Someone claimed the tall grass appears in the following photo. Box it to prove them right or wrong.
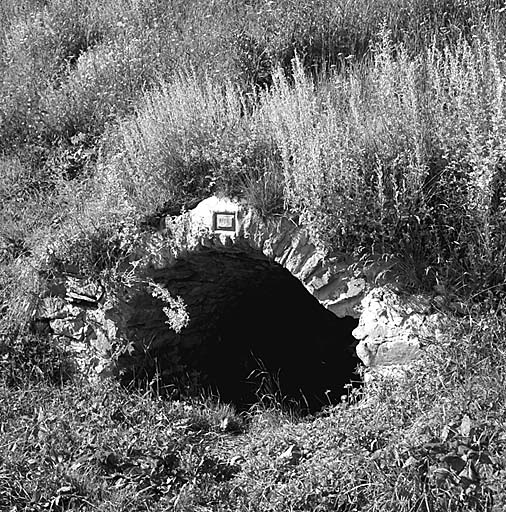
[97,75,282,220]
[1,0,506,334]
[259,35,506,294]
[2,0,503,152]
[40,29,506,299]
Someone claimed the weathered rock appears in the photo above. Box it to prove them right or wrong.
[353,287,443,368]
[37,297,68,320]
[295,251,325,283]
[65,277,104,304]
[278,443,303,465]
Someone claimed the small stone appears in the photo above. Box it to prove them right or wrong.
[220,417,242,434]
[460,415,473,438]
[354,287,444,368]
[432,467,456,485]
[403,456,418,468]
[278,443,303,465]
[441,454,466,473]
[229,455,245,466]
[36,297,67,320]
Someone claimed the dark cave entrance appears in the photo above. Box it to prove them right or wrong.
[122,247,360,413]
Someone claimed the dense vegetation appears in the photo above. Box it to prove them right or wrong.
[2,0,506,510]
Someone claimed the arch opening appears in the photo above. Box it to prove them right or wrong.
[119,247,359,413]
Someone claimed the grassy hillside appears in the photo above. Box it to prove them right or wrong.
[2,1,506,510]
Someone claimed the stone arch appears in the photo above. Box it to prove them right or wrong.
[111,196,362,411]
[157,195,368,320]
[38,196,444,411]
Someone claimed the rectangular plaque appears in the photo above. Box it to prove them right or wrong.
[213,212,236,231]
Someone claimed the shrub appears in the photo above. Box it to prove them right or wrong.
[260,33,506,295]
[99,75,281,220]
[39,37,156,144]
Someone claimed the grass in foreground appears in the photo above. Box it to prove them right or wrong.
[2,309,506,511]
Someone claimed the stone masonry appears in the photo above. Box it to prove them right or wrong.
[36,195,445,381]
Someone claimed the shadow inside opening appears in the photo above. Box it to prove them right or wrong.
[120,248,360,414]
